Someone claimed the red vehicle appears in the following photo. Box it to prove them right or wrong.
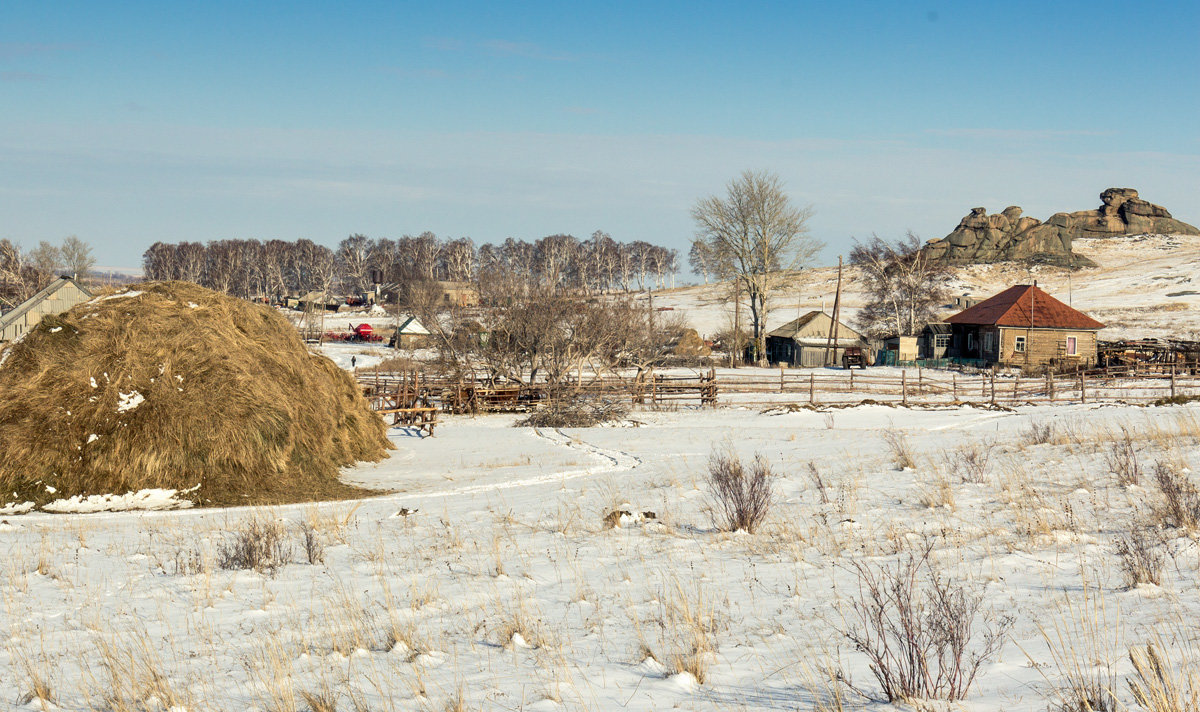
[322,323,384,343]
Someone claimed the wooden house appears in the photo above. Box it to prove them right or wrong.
[765,311,867,367]
[389,316,432,348]
[0,277,94,343]
[944,284,1104,368]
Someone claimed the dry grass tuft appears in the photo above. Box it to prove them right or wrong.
[1129,641,1200,712]
[0,281,390,509]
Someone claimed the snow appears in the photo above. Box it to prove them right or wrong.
[3,402,1200,709]
[116,390,145,413]
[92,289,144,303]
[40,488,195,513]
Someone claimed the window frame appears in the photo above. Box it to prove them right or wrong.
[1014,335,1026,353]
[1066,336,1078,356]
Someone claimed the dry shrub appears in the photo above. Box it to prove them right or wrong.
[840,543,1011,702]
[1106,428,1141,486]
[517,396,628,428]
[0,282,390,509]
[1152,462,1200,530]
[882,429,915,470]
[1113,524,1166,588]
[945,441,993,484]
[706,448,774,533]
[298,519,326,565]
[1024,420,1054,445]
[217,517,294,573]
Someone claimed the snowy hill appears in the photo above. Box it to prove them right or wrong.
[644,233,1200,341]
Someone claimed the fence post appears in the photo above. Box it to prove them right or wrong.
[1171,363,1177,399]
[918,366,923,394]
[809,373,815,403]
[990,370,996,405]
[1014,373,1020,403]
[901,370,908,406]
[1080,372,1086,404]
[952,373,958,401]
[780,363,785,393]
[849,369,854,392]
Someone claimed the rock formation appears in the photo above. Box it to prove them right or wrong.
[922,188,1199,268]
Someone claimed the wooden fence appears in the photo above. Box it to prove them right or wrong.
[358,363,1199,414]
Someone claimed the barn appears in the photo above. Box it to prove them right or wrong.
[944,284,1104,368]
[765,311,867,367]
[0,277,94,343]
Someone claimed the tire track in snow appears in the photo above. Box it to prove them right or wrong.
[4,428,643,524]
[533,427,642,470]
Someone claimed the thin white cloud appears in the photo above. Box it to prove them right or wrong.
[480,39,575,61]
[927,127,1116,140]
[0,42,80,60]
[0,71,48,82]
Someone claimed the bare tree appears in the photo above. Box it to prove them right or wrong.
[28,241,62,287]
[851,232,949,338]
[60,235,95,280]
[689,239,713,284]
[336,234,373,294]
[692,170,820,365]
[0,239,32,305]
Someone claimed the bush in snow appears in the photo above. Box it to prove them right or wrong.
[840,542,1011,703]
[706,448,774,534]
[217,517,293,574]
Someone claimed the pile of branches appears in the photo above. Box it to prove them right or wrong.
[517,396,630,428]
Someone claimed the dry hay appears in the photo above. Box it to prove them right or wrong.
[0,281,391,510]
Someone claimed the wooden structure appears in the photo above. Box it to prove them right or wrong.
[765,311,867,367]
[0,277,93,343]
[944,284,1104,369]
[364,370,439,435]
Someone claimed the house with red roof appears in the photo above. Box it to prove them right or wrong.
[943,284,1104,368]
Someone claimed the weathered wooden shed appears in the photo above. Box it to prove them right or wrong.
[0,277,94,343]
[765,311,867,367]
[945,284,1104,368]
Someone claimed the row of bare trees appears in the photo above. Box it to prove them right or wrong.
[0,236,95,308]
[143,232,679,299]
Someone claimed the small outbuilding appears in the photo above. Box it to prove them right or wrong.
[0,277,93,343]
[765,311,867,367]
[389,316,432,348]
[944,284,1104,368]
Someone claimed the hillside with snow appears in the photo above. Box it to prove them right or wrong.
[647,233,1200,341]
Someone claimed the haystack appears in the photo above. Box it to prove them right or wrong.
[0,281,390,510]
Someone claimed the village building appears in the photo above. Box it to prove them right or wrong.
[389,316,432,348]
[0,277,94,343]
[765,311,867,367]
[944,284,1104,368]
[919,322,952,359]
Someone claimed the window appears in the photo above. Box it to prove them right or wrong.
[934,334,950,349]
[967,333,975,351]
[1066,336,1078,356]
[1015,336,1026,353]
[984,332,995,353]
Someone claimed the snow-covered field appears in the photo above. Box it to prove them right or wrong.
[650,233,1200,341]
[4,402,1200,710]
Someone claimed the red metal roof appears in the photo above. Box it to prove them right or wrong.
[945,285,1105,330]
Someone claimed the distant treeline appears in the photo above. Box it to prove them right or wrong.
[142,232,679,299]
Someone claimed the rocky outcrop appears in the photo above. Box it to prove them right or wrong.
[923,188,1199,268]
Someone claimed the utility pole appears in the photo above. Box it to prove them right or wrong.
[825,256,843,366]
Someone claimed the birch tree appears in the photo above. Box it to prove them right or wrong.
[691,170,820,365]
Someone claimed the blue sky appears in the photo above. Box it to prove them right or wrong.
[2,1,1198,272]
